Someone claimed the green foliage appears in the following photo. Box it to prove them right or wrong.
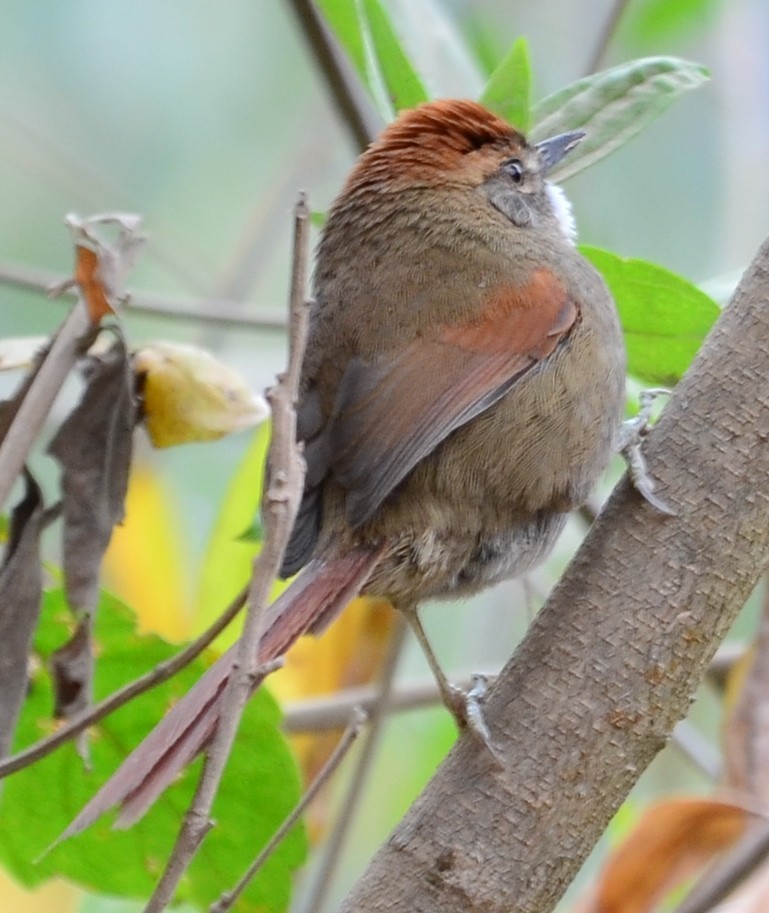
[531,57,709,181]
[582,247,720,385]
[480,36,532,132]
[0,588,307,912]
[623,0,724,45]
[316,0,428,118]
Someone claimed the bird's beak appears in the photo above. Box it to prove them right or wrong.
[535,131,585,174]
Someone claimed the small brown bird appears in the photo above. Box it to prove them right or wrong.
[69,99,625,832]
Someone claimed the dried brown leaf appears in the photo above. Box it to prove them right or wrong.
[48,334,137,615]
[74,245,113,323]
[63,212,146,321]
[577,797,752,913]
[50,618,93,721]
[0,471,45,756]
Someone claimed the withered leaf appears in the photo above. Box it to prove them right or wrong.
[50,618,92,721]
[49,333,137,617]
[578,797,751,913]
[74,244,113,323]
[0,471,44,757]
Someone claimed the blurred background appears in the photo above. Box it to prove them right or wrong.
[1,0,768,910]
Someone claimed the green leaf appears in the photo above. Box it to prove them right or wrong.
[480,36,532,132]
[530,57,709,181]
[361,0,429,111]
[0,590,306,913]
[624,0,723,45]
[0,588,307,912]
[236,516,264,545]
[582,246,719,385]
[316,0,428,120]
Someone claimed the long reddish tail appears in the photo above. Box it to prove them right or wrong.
[63,547,383,837]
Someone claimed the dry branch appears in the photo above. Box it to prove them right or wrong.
[143,195,311,913]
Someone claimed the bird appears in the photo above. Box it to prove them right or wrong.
[66,98,626,834]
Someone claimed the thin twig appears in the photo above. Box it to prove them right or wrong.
[669,719,720,781]
[0,300,93,511]
[302,615,407,913]
[0,587,248,780]
[143,195,311,913]
[287,0,381,151]
[212,707,368,913]
[0,260,288,332]
[584,0,632,75]
[0,214,147,511]
[282,671,492,733]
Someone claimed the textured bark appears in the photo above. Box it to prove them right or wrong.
[336,238,769,913]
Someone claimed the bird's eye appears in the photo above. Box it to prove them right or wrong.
[503,159,524,184]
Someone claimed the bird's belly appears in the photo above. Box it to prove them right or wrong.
[360,346,623,605]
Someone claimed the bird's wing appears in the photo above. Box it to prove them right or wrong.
[330,268,579,527]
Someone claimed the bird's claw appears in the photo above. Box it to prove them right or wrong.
[446,674,504,766]
[617,388,676,516]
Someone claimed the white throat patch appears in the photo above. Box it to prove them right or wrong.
[545,182,577,246]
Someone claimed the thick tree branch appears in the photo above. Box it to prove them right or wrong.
[336,238,769,913]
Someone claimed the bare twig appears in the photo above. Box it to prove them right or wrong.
[669,720,720,781]
[0,213,146,511]
[302,615,407,913]
[584,0,632,75]
[282,671,491,733]
[287,0,381,151]
[212,707,368,913]
[0,587,248,780]
[0,300,92,511]
[143,195,311,913]
[0,260,288,332]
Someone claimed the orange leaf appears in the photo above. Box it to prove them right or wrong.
[74,244,113,323]
[579,797,752,913]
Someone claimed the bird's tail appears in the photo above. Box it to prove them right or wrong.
[63,547,383,837]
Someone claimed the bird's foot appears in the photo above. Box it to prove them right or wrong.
[617,388,676,515]
[444,674,504,766]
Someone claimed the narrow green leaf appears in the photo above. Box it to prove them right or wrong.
[530,57,709,181]
[315,0,367,76]
[362,0,429,111]
[316,0,392,120]
[316,0,428,121]
[582,246,719,385]
[0,588,307,912]
[480,36,532,132]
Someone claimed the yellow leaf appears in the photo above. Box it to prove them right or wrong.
[135,342,268,448]
[0,872,79,913]
[103,463,190,640]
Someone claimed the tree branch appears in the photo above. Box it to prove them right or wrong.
[336,237,769,913]
[0,259,288,332]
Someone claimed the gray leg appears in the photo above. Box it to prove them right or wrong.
[402,604,503,764]
[617,388,676,515]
